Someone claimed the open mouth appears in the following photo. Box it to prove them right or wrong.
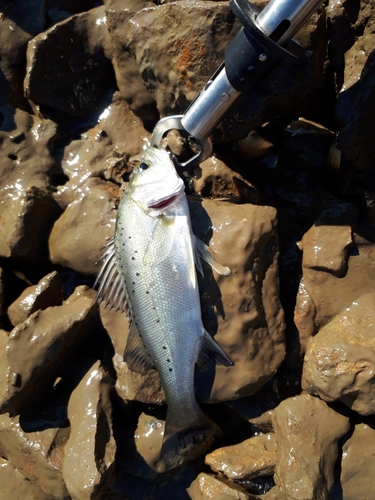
[149,194,179,210]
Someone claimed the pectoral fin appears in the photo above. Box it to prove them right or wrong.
[196,330,233,368]
[123,321,155,374]
[193,236,230,276]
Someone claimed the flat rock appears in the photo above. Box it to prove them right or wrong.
[0,286,97,416]
[205,432,277,480]
[49,178,118,275]
[302,293,375,415]
[187,472,254,500]
[7,271,63,327]
[272,393,350,500]
[341,423,375,499]
[99,304,165,404]
[62,360,116,500]
[0,413,69,498]
[25,6,115,116]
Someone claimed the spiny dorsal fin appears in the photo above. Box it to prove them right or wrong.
[193,236,230,277]
[123,321,155,374]
[196,330,233,368]
[94,237,128,313]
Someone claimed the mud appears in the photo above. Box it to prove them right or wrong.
[0,0,375,498]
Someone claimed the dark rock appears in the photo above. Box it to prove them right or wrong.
[0,286,97,416]
[188,472,254,499]
[25,6,115,116]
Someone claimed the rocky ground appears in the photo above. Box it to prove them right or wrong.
[0,0,375,498]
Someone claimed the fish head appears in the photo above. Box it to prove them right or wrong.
[129,147,185,214]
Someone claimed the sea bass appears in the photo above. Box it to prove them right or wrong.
[95,147,232,471]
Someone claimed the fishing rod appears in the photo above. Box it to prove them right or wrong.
[150,0,325,171]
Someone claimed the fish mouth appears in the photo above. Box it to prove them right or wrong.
[148,193,181,210]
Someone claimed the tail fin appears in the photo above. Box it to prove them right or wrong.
[155,410,221,473]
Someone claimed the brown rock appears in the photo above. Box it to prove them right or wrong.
[192,198,285,402]
[0,329,8,402]
[187,472,254,500]
[7,271,63,327]
[104,0,156,118]
[0,456,54,500]
[298,224,353,276]
[341,423,375,500]
[272,393,350,500]
[125,1,240,117]
[302,293,375,415]
[62,360,116,500]
[25,6,115,116]
[0,286,97,416]
[49,178,118,275]
[0,413,69,498]
[134,412,165,471]
[205,432,277,480]
[99,304,165,404]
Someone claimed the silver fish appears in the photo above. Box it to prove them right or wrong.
[95,147,232,471]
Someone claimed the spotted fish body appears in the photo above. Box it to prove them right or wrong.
[96,147,232,471]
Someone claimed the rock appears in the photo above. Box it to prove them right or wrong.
[0,456,54,500]
[298,224,353,276]
[0,268,4,327]
[0,413,69,498]
[0,286,97,416]
[302,293,375,415]
[205,432,277,480]
[191,198,286,402]
[55,98,150,209]
[341,423,375,500]
[294,237,375,356]
[0,0,45,106]
[49,178,118,275]
[62,360,116,500]
[125,0,240,117]
[7,271,63,327]
[134,412,165,471]
[236,130,276,161]
[0,329,8,402]
[187,472,255,500]
[272,393,350,500]
[104,0,156,118]
[99,304,165,404]
[25,6,115,116]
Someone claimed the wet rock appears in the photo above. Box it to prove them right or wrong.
[272,393,350,500]
[49,178,118,275]
[188,472,255,500]
[105,0,156,118]
[134,412,164,471]
[191,198,285,402]
[7,271,63,327]
[125,1,240,117]
[0,413,69,498]
[0,329,8,402]
[0,456,54,500]
[25,6,115,116]
[0,0,45,106]
[236,130,276,161]
[55,98,150,209]
[62,360,116,500]
[302,293,375,415]
[298,224,353,276]
[0,286,97,416]
[205,432,277,481]
[341,423,375,499]
[99,304,165,404]
[0,268,4,327]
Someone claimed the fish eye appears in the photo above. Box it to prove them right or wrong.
[139,162,149,171]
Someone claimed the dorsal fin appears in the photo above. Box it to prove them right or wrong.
[193,236,230,276]
[123,321,155,374]
[196,330,233,368]
[94,238,129,313]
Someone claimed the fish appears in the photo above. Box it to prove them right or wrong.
[95,146,233,472]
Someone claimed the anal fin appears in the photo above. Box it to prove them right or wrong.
[196,330,233,368]
[193,236,230,276]
[123,321,155,374]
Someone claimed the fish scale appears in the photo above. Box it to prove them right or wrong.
[95,147,233,471]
